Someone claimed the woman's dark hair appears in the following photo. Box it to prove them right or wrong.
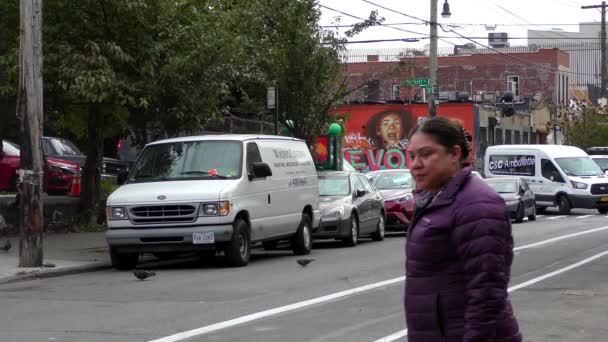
[408,117,472,165]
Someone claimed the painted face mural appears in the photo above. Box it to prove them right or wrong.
[338,104,475,172]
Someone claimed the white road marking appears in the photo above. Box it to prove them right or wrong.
[576,215,594,219]
[150,225,608,342]
[148,276,406,342]
[514,225,608,251]
[547,215,566,220]
[372,250,608,342]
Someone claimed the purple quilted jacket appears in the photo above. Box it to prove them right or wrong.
[404,167,522,342]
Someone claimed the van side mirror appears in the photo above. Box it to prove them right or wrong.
[252,162,272,179]
[117,170,129,185]
[356,189,367,197]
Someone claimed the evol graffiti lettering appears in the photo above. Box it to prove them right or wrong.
[344,148,408,171]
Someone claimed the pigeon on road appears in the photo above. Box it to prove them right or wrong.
[0,240,11,252]
[133,270,156,281]
[297,259,314,267]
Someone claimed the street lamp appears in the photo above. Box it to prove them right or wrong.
[429,0,452,117]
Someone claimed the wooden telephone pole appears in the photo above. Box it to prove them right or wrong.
[17,0,44,267]
[582,2,608,98]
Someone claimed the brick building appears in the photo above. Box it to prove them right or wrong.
[344,48,570,107]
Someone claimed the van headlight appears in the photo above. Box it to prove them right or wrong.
[200,201,230,216]
[571,181,588,190]
[106,207,127,220]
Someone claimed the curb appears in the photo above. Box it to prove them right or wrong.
[0,262,111,285]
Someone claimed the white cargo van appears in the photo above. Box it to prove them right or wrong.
[484,145,608,215]
[106,135,320,269]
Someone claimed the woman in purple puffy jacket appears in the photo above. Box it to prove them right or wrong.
[404,117,522,342]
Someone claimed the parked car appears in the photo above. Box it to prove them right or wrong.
[1,140,78,195]
[42,136,128,178]
[366,169,415,232]
[484,176,536,223]
[106,135,320,269]
[316,171,385,246]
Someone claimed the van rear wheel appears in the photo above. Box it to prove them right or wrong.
[598,207,608,214]
[225,219,251,267]
[291,213,312,255]
[557,195,571,215]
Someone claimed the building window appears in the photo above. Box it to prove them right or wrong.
[514,130,521,144]
[505,129,512,144]
[523,132,529,144]
[530,132,537,144]
[364,79,380,102]
[392,84,400,100]
[507,76,520,97]
[495,128,503,145]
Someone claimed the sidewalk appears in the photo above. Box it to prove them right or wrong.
[0,232,110,284]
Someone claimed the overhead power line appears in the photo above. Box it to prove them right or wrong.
[360,0,598,77]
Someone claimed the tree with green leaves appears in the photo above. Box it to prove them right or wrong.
[561,107,608,149]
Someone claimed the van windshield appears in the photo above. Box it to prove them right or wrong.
[129,141,243,182]
[593,158,608,171]
[555,157,604,177]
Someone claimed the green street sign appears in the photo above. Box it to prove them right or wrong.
[402,78,429,87]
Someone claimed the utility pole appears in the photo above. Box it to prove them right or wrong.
[582,2,608,98]
[17,0,44,267]
[428,0,452,117]
[428,0,438,117]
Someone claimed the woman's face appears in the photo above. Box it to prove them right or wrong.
[377,113,402,146]
[407,132,461,193]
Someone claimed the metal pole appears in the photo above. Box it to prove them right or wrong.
[429,0,438,117]
[602,2,607,98]
[274,85,279,135]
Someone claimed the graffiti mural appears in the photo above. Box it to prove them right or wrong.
[337,103,475,172]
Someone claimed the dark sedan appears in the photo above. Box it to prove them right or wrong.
[367,169,415,232]
[485,177,537,223]
[315,171,385,247]
[42,136,128,178]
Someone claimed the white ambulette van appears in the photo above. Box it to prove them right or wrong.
[484,145,608,215]
[106,135,320,269]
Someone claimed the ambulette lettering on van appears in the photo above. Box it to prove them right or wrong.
[105,135,320,269]
[484,145,608,215]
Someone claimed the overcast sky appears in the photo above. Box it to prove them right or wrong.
[318,0,604,50]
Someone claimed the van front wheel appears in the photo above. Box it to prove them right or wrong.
[225,219,251,267]
[557,195,572,215]
[291,213,312,255]
[598,207,608,214]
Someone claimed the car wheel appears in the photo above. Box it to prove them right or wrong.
[371,213,385,241]
[291,213,312,255]
[8,175,18,192]
[110,248,139,270]
[225,219,251,267]
[343,214,359,247]
[557,195,571,215]
[262,240,279,250]
[598,207,608,214]
[515,203,525,223]
[528,205,537,221]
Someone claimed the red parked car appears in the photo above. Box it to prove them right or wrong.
[1,140,78,195]
[367,169,415,232]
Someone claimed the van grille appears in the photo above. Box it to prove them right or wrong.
[129,204,198,224]
[591,184,608,195]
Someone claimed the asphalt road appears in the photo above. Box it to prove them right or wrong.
[1,207,608,342]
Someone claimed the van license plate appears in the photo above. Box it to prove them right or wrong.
[193,232,215,244]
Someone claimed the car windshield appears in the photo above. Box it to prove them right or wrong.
[486,179,518,193]
[51,139,83,156]
[129,140,243,182]
[593,158,608,171]
[555,157,604,177]
[2,141,20,156]
[369,171,413,190]
[319,176,350,196]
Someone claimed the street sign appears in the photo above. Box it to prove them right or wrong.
[402,78,429,87]
[267,86,276,109]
